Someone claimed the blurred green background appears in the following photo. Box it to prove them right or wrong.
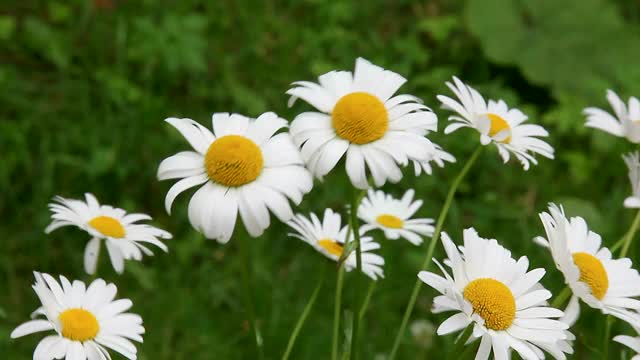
[2,0,640,359]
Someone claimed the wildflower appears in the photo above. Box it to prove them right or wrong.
[158,112,313,242]
[288,57,439,189]
[11,272,144,360]
[46,193,171,274]
[438,76,554,170]
[584,90,640,143]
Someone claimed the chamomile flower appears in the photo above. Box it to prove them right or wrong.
[11,272,144,360]
[45,193,171,275]
[412,142,456,176]
[158,112,313,242]
[358,189,434,245]
[584,90,640,143]
[287,57,439,189]
[536,204,640,328]
[418,228,572,360]
[438,76,554,170]
[286,209,384,280]
[623,152,640,208]
[614,328,640,360]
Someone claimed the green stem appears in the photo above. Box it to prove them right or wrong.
[620,210,640,257]
[350,189,366,360]
[551,286,571,309]
[389,146,483,360]
[602,316,613,359]
[238,234,264,359]
[448,323,474,357]
[282,267,326,360]
[358,282,376,320]
[332,264,345,360]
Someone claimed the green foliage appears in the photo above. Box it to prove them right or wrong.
[1,0,640,359]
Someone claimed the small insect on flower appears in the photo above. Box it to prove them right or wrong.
[286,209,384,280]
[418,228,572,360]
[536,204,640,328]
[584,90,640,143]
[288,57,442,189]
[46,193,171,275]
[614,327,640,360]
[11,272,144,360]
[358,189,434,246]
[623,152,640,208]
[437,76,554,170]
[158,112,313,242]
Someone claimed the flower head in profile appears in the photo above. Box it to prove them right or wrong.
[438,76,554,170]
[11,272,144,360]
[358,189,434,245]
[286,209,384,280]
[287,57,440,189]
[624,152,640,208]
[536,204,640,328]
[46,193,171,275]
[584,90,640,143]
[419,228,572,359]
[158,112,313,242]
[614,327,640,360]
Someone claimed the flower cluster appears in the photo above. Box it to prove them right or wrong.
[10,57,640,360]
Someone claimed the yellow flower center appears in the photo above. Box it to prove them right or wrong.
[572,252,609,300]
[88,216,125,238]
[318,239,343,257]
[463,278,516,331]
[204,135,264,187]
[58,308,100,341]
[487,113,512,143]
[331,92,389,144]
[376,214,404,229]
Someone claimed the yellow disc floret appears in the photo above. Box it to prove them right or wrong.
[88,216,126,238]
[463,278,516,331]
[59,308,100,341]
[487,113,512,143]
[318,239,344,257]
[205,135,264,187]
[331,92,389,144]
[376,214,404,229]
[572,252,609,300]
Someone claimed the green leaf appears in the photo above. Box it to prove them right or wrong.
[466,0,640,101]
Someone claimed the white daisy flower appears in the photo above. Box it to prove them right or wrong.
[286,208,384,280]
[11,272,144,360]
[45,193,171,275]
[614,328,640,360]
[158,112,313,242]
[624,152,640,208]
[437,76,554,170]
[584,90,640,143]
[536,204,640,328]
[358,189,434,246]
[412,142,456,176]
[418,228,572,360]
[287,57,439,189]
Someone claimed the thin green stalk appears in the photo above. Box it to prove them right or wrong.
[282,267,326,360]
[350,189,366,360]
[238,234,264,359]
[448,323,474,357]
[332,265,345,360]
[389,146,483,360]
[602,316,613,359]
[358,282,376,320]
[551,286,571,309]
[620,209,640,257]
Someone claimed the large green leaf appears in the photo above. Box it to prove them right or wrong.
[466,0,640,101]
